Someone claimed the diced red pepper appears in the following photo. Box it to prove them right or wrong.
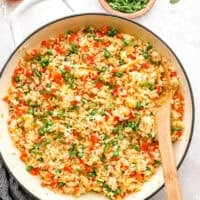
[99,26,109,36]
[155,85,162,93]
[70,100,77,106]
[85,165,93,173]
[113,85,119,96]
[102,40,110,47]
[86,55,95,64]
[128,54,136,60]
[54,45,66,55]
[114,116,120,122]
[25,69,33,77]
[41,40,50,48]
[29,168,40,176]
[90,74,98,80]
[141,62,150,69]
[68,33,77,42]
[30,49,38,57]
[93,42,99,48]
[95,82,103,89]
[177,131,183,137]
[140,141,148,151]
[79,158,85,165]
[170,71,177,77]
[131,64,138,71]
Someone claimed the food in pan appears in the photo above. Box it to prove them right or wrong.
[4,26,184,199]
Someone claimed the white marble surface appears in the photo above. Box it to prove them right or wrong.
[0,0,200,199]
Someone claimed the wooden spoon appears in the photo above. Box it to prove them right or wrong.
[156,101,182,200]
[155,65,182,200]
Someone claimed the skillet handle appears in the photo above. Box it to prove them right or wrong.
[9,0,74,47]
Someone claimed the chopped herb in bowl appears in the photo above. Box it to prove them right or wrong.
[106,0,150,13]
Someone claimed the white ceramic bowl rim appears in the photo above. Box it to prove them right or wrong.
[0,13,195,200]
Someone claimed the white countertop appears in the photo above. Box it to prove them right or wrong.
[0,0,200,199]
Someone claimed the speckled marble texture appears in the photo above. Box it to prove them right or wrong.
[0,0,200,199]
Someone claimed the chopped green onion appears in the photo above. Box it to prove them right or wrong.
[100,154,106,162]
[113,147,120,157]
[114,72,123,77]
[104,48,111,59]
[14,76,20,82]
[119,59,125,65]
[106,28,118,37]
[131,144,140,152]
[46,49,53,55]
[171,127,183,131]
[26,165,33,171]
[39,58,50,67]
[118,133,124,140]
[57,182,65,187]
[142,51,148,59]
[33,69,42,79]
[100,109,106,116]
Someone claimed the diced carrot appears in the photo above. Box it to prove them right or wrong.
[176,106,184,114]
[64,65,70,71]
[117,33,123,39]
[50,179,58,188]
[20,151,28,162]
[82,46,89,52]
[30,49,38,57]
[54,45,66,55]
[135,173,143,181]
[64,165,72,173]
[90,135,99,144]
[128,54,136,60]
[53,73,63,85]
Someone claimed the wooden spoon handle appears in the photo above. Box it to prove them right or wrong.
[156,101,182,200]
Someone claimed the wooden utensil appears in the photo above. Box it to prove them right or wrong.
[155,64,182,200]
[99,0,156,19]
[156,101,182,200]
